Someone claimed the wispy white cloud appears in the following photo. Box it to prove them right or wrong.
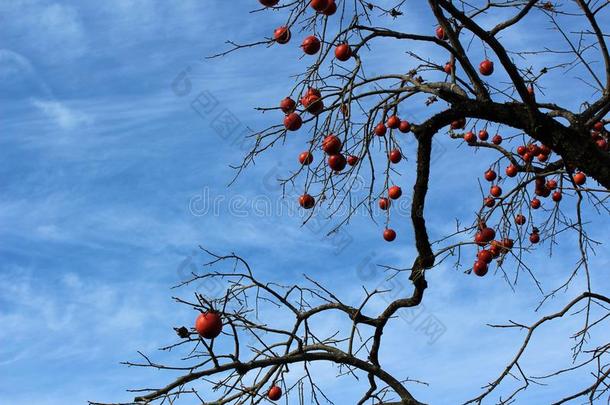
[31,98,91,130]
[0,49,35,78]
[0,1,87,62]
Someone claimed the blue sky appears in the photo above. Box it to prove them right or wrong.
[1,1,609,404]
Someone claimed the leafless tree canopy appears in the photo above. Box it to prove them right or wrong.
[94,1,610,404]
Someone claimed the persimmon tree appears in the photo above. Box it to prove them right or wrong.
[93,1,610,404]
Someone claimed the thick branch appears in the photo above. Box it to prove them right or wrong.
[133,345,423,404]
